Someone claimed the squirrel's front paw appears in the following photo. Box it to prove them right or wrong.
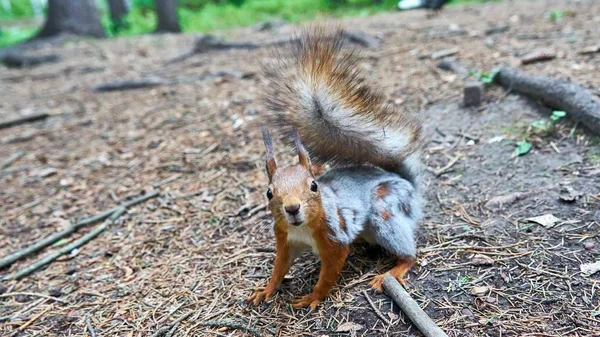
[246,288,275,306]
[290,293,322,311]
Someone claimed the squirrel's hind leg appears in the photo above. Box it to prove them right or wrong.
[369,256,415,292]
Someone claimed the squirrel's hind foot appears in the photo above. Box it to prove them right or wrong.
[369,256,415,292]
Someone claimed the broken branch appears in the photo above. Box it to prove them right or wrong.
[4,207,126,281]
[1,151,26,170]
[383,275,448,337]
[0,190,160,270]
[0,113,49,130]
[94,78,163,92]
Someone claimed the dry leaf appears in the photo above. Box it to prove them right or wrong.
[525,214,561,228]
[471,254,494,266]
[485,191,532,209]
[580,261,600,276]
[471,286,490,296]
[336,322,364,332]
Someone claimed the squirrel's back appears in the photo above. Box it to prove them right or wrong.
[262,26,422,186]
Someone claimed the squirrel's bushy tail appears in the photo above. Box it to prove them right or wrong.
[262,26,422,185]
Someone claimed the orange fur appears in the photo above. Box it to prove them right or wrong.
[246,225,293,306]
[382,210,392,221]
[291,210,349,310]
[249,165,350,311]
[337,208,346,230]
[376,183,389,199]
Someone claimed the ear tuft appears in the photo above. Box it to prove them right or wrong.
[293,128,311,170]
[262,128,277,181]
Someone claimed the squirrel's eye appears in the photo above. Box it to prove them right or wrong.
[266,188,273,200]
[310,181,318,192]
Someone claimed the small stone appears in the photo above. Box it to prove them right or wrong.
[66,266,77,275]
[464,81,485,107]
[35,167,57,178]
[0,285,7,295]
[559,186,581,202]
[48,287,62,297]
[584,241,595,250]
[15,294,31,303]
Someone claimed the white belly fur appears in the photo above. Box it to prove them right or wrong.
[287,225,318,254]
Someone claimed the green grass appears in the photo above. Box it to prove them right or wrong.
[0,25,37,48]
[1,0,494,48]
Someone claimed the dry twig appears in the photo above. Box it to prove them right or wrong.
[0,113,49,130]
[362,290,392,325]
[3,207,126,280]
[0,190,160,270]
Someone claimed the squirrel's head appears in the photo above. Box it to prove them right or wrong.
[262,129,322,227]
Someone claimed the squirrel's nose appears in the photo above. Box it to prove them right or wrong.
[284,204,301,215]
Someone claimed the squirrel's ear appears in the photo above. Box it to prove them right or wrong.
[293,129,311,170]
[262,128,277,182]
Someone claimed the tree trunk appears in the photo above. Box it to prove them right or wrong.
[155,0,181,33]
[37,0,105,38]
[108,0,130,33]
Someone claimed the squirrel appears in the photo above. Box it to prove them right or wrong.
[247,26,423,311]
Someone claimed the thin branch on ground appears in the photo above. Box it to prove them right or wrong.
[151,311,194,337]
[0,113,50,130]
[0,190,160,269]
[1,151,26,170]
[362,290,392,325]
[0,292,69,304]
[3,207,127,280]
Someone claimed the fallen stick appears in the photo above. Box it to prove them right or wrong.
[495,66,600,135]
[194,319,264,337]
[3,207,126,281]
[0,292,69,304]
[86,315,96,337]
[0,113,49,130]
[94,78,163,92]
[1,52,60,68]
[0,190,159,270]
[9,305,52,337]
[0,297,45,323]
[362,290,391,325]
[151,311,194,337]
[1,151,26,170]
[382,275,448,337]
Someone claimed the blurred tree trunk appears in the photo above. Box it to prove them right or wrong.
[155,0,181,33]
[37,0,105,38]
[108,0,130,33]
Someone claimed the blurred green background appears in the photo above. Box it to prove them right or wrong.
[0,0,491,48]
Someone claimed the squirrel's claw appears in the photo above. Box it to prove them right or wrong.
[290,294,321,311]
[246,288,274,306]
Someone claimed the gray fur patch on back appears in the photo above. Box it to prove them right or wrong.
[318,166,422,257]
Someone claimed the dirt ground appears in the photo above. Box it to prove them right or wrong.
[1,0,600,336]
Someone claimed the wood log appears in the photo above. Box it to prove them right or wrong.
[496,66,600,135]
